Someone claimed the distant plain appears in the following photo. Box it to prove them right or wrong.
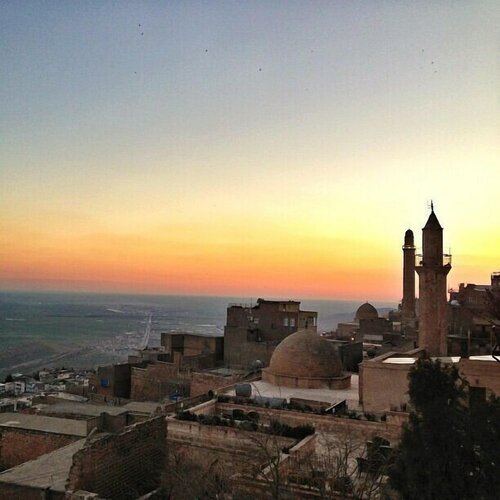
[0,291,395,378]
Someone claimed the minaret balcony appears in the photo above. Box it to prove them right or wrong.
[415,253,452,267]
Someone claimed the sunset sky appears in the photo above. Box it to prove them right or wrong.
[1,1,498,301]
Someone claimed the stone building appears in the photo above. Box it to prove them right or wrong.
[262,329,351,389]
[356,303,394,343]
[89,362,146,399]
[161,332,224,361]
[360,208,500,413]
[224,298,318,369]
[360,351,500,413]
[336,302,395,345]
[448,272,500,356]
[90,329,225,402]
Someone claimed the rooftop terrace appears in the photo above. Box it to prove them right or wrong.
[0,413,88,437]
[224,375,361,410]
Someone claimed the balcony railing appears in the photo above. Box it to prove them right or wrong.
[415,253,452,267]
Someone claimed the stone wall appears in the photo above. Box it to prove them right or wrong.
[262,370,351,390]
[360,353,500,413]
[0,483,65,500]
[67,417,166,499]
[167,418,294,473]
[181,399,402,444]
[459,358,500,394]
[130,362,189,401]
[0,428,79,470]
[190,372,245,397]
[214,402,402,443]
[89,363,138,399]
[359,359,412,413]
[162,333,223,361]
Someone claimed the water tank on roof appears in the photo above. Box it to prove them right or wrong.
[235,383,252,398]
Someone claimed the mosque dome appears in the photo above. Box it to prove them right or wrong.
[355,302,378,321]
[267,329,343,380]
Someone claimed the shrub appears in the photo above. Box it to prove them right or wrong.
[268,420,315,439]
[233,409,246,420]
[247,411,259,422]
[177,410,197,421]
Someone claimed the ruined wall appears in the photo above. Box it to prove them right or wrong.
[0,429,79,470]
[67,417,166,500]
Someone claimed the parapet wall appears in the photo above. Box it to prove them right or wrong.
[215,402,402,443]
[167,418,294,473]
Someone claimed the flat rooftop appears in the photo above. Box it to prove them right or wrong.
[381,356,462,365]
[224,375,361,410]
[204,367,247,377]
[382,357,417,365]
[0,439,86,492]
[122,401,163,414]
[0,413,88,437]
[39,401,128,417]
[468,355,498,362]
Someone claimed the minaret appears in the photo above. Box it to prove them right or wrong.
[415,205,451,356]
[401,229,416,326]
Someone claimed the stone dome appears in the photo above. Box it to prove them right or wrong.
[267,329,343,380]
[355,302,378,321]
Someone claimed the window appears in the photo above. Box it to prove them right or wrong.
[290,318,296,327]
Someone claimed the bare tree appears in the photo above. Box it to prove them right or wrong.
[296,429,388,499]
[244,431,292,500]
[161,448,230,499]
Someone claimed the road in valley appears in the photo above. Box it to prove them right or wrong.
[141,313,153,349]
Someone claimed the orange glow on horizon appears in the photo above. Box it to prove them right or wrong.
[1,208,498,301]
